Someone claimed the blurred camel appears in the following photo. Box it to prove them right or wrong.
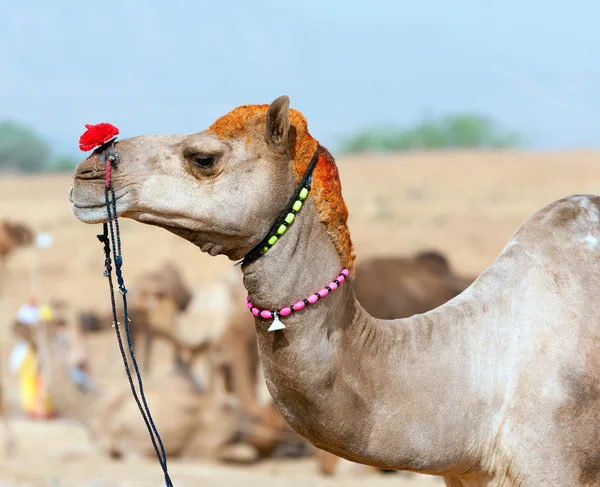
[79,260,193,373]
[353,250,475,319]
[0,220,34,261]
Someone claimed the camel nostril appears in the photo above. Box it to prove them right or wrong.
[75,155,105,181]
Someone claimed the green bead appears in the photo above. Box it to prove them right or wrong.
[292,200,302,212]
[268,235,278,245]
[277,224,287,235]
[261,246,269,254]
[299,188,309,200]
[284,213,295,224]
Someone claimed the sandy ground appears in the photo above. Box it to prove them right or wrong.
[0,149,599,486]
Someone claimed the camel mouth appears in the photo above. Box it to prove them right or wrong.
[69,187,132,224]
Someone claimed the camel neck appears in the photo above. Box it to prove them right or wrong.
[241,199,483,475]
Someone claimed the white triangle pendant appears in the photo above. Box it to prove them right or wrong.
[268,312,286,332]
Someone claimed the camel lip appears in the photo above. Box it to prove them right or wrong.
[69,185,130,209]
[71,204,111,224]
[71,193,124,210]
[70,192,131,224]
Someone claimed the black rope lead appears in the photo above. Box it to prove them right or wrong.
[98,182,173,487]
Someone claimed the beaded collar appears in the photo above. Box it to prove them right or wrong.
[241,145,349,332]
[247,268,349,331]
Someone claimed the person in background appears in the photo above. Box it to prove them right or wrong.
[16,295,39,326]
[9,296,56,419]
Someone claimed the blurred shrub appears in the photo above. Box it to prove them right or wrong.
[0,121,51,172]
[339,114,524,154]
[0,120,76,173]
[49,155,79,172]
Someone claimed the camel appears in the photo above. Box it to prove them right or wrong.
[0,220,33,261]
[69,96,600,486]
[354,250,475,320]
[78,261,194,373]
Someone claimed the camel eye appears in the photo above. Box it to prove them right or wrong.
[194,155,216,168]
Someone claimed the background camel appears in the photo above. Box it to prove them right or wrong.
[79,261,193,374]
[353,250,475,319]
[70,95,600,485]
[0,220,33,261]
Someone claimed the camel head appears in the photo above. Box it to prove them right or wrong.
[69,96,353,266]
[156,261,193,312]
[0,220,34,258]
[129,268,180,333]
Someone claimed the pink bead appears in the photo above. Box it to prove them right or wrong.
[251,307,259,316]
[328,282,338,291]
[280,307,292,317]
[337,274,345,283]
[260,310,273,319]
[318,288,329,298]
[341,268,349,277]
[294,301,306,310]
[246,301,253,309]
[307,294,319,305]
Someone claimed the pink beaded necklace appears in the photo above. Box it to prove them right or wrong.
[246,268,349,332]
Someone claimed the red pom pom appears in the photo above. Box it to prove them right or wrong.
[79,123,120,152]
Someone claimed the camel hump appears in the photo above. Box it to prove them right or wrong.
[517,195,600,253]
[414,251,451,275]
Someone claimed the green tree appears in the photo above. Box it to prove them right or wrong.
[339,114,524,154]
[0,121,52,173]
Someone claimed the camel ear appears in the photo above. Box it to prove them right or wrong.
[265,95,291,152]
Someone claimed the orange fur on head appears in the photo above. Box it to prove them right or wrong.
[208,105,355,273]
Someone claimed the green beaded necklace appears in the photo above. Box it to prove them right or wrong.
[239,146,321,266]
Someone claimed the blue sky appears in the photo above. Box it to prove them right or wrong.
[1,0,598,157]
